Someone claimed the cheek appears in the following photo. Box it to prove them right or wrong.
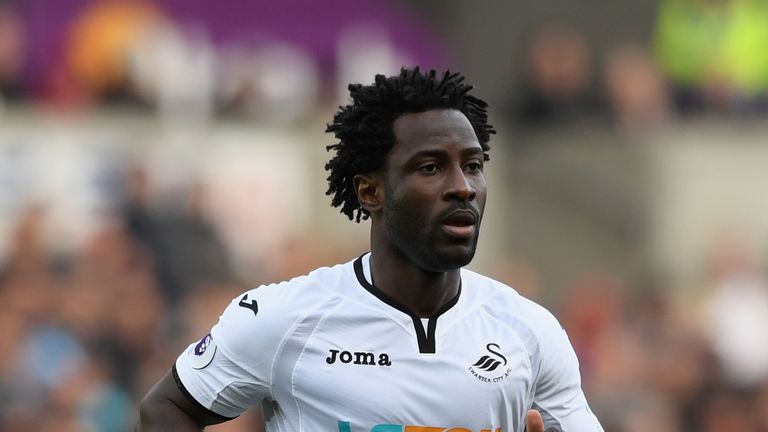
[387,184,436,223]
[478,185,488,204]
[388,193,422,222]
[474,178,488,204]
[389,178,430,206]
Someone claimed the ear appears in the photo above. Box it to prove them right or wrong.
[354,174,383,215]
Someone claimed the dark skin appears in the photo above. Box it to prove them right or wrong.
[136,108,546,432]
[137,370,230,431]
[355,109,486,316]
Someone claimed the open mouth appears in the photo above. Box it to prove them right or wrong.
[441,210,477,239]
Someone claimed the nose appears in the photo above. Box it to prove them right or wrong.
[442,165,476,202]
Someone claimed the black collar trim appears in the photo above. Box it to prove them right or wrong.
[353,253,461,354]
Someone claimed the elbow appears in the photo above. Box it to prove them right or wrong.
[137,396,158,430]
[137,394,173,430]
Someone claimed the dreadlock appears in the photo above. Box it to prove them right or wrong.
[325,67,496,222]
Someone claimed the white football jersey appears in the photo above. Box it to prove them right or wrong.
[175,253,603,432]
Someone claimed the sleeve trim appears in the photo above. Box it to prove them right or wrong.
[172,364,238,422]
[531,402,564,431]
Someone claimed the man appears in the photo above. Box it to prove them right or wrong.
[137,68,604,432]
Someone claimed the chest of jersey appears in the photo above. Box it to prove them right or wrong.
[268,310,534,432]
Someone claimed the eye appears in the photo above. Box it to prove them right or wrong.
[465,160,484,173]
[419,163,440,174]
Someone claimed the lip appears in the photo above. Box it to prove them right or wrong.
[440,209,478,239]
[441,209,478,224]
[441,223,476,239]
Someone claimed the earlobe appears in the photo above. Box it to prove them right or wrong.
[354,174,382,214]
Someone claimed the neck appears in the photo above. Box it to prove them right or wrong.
[368,246,461,318]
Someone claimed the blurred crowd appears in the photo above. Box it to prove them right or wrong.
[2,0,768,431]
[3,0,768,126]
[0,0,768,129]
[0,0,444,122]
[553,235,768,432]
[0,162,359,431]
[513,0,768,131]
[2,164,768,432]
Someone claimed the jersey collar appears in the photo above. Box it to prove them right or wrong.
[353,253,461,354]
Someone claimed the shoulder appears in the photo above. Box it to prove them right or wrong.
[461,269,566,351]
[240,262,348,308]
[210,261,352,364]
[234,260,350,308]
[461,269,560,325]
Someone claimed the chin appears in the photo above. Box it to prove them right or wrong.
[421,247,476,272]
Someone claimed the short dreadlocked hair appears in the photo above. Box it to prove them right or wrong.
[325,67,495,222]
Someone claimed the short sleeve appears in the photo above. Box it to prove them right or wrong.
[175,287,286,418]
[533,314,604,432]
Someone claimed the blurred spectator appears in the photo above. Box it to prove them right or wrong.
[757,383,768,431]
[483,255,543,302]
[122,164,157,253]
[215,41,320,124]
[335,22,413,105]
[702,233,768,386]
[557,273,626,379]
[64,0,168,106]
[151,182,232,300]
[2,205,49,272]
[121,167,232,304]
[51,346,134,432]
[61,221,164,392]
[602,44,671,130]
[128,20,217,120]
[696,385,760,432]
[654,0,768,114]
[0,0,25,106]
[654,0,728,113]
[513,25,601,126]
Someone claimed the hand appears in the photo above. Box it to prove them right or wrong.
[526,409,545,432]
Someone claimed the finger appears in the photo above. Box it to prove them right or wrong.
[526,409,545,432]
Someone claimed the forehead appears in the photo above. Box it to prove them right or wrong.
[391,109,480,155]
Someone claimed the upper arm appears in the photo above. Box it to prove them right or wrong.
[172,286,297,419]
[138,285,286,430]
[532,312,604,432]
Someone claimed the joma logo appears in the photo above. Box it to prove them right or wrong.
[326,349,392,366]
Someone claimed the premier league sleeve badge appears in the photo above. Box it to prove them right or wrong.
[189,333,217,369]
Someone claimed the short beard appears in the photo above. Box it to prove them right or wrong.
[383,192,479,273]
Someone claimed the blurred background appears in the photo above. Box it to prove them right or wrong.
[2,0,768,430]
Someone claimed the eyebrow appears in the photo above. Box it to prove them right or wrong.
[405,147,485,163]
